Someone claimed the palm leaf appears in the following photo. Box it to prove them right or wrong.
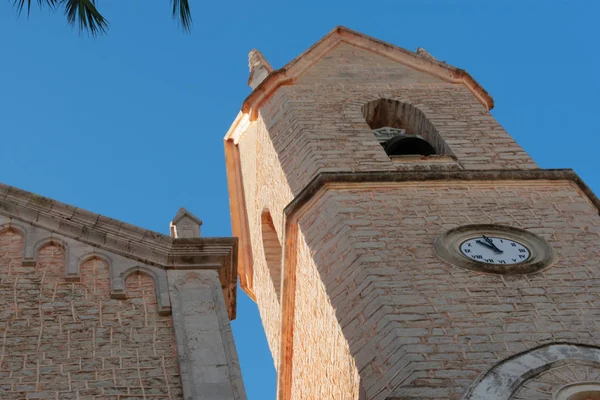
[12,0,58,15]
[63,0,107,36]
[172,0,192,32]
[9,0,192,35]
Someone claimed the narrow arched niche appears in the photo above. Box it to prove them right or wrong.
[362,98,451,158]
[79,256,111,297]
[36,241,66,284]
[0,227,24,276]
[260,211,282,302]
[125,271,159,313]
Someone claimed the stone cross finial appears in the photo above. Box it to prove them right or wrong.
[170,207,203,238]
[248,49,273,90]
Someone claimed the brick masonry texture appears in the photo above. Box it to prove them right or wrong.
[238,122,292,365]
[297,181,600,399]
[291,227,361,399]
[0,229,182,400]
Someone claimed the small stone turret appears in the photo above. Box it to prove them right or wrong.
[170,207,202,238]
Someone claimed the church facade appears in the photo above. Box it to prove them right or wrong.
[2,26,600,400]
[0,194,246,399]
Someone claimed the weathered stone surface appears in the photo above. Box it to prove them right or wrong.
[248,49,273,90]
[168,269,247,400]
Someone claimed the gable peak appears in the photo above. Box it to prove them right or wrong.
[235,26,493,122]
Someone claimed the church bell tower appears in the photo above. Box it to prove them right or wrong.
[224,27,600,400]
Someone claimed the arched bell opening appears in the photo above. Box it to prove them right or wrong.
[362,98,452,159]
[383,135,436,157]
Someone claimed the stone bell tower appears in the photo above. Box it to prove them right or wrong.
[224,27,600,400]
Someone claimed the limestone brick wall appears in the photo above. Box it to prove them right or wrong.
[0,229,182,400]
[238,120,294,365]
[256,42,536,196]
[261,212,283,301]
[291,213,362,400]
[295,180,600,400]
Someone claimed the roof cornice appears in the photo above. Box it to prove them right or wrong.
[240,26,494,121]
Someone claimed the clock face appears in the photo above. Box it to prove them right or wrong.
[460,236,530,265]
[435,225,555,275]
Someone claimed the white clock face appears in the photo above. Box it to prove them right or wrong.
[460,236,530,265]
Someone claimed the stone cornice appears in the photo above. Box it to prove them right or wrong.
[283,168,600,217]
[0,182,239,319]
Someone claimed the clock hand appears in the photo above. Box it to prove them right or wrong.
[475,240,503,254]
[482,235,503,253]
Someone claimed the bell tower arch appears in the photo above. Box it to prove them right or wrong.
[224,26,600,400]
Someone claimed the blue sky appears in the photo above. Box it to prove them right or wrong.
[1,1,598,399]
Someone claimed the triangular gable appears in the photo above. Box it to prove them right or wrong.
[295,41,448,84]
[172,207,203,226]
[240,26,493,121]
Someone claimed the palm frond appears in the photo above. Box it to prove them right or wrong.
[62,0,107,36]
[10,0,192,35]
[172,0,192,32]
[11,0,59,15]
